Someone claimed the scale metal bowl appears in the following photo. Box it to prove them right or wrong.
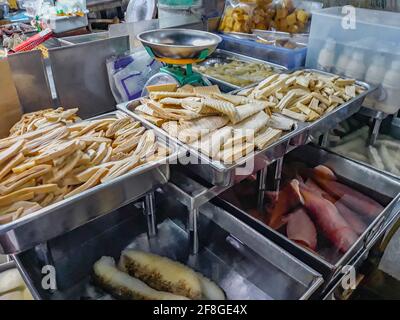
[137,28,222,65]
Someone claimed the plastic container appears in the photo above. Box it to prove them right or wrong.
[218,0,255,34]
[306,7,400,114]
[218,33,307,70]
[306,7,400,70]
[375,60,400,114]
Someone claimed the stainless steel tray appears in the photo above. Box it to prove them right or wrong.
[0,111,179,254]
[228,68,373,145]
[299,70,373,143]
[213,144,400,279]
[118,69,372,187]
[14,195,323,300]
[252,29,309,45]
[118,100,301,187]
[193,49,287,92]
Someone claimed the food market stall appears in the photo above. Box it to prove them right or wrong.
[0,2,400,301]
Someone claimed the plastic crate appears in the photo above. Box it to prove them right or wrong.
[218,34,307,70]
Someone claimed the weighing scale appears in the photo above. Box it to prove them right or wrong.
[137,28,222,94]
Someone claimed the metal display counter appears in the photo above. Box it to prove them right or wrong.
[1,23,399,300]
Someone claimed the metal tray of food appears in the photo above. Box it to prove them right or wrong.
[228,68,373,149]
[325,112,400,183]
[297,69,374,144]
[118,69,372,187]
[213,144,400,279]
[14,194,323,300]
[118,99,301,187]
[193,49,287,92]
[0,111,180,254]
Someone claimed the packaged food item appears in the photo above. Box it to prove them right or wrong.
[269,0,321,33]
[219,0,319,34]
[218,0,255,33]
[251,0,275,30]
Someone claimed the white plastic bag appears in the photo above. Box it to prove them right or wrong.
[106,50,162,103]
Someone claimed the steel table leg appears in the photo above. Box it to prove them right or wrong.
[257,167,268,212]
[188,207,199,255]
[144,192,157,238]
[273,157,284,192]
[320,132,330,148]
[368,118,383,146]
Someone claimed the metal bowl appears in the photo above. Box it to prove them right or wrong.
[137,29,222,62]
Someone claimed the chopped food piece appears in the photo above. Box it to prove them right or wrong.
[281,109,308,122]
[254,128,282,149]
[309,167,384,219]
[266,179,302,230]
[146,83,177,93]
[194,59,280,88]
[193,85,221,95]
[0,268,25,295]
[284,208,317,251]
[299,183,358,253]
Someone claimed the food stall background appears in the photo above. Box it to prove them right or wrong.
[1,1,400,300]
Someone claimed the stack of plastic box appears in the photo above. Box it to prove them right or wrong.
[306,7,400,114]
